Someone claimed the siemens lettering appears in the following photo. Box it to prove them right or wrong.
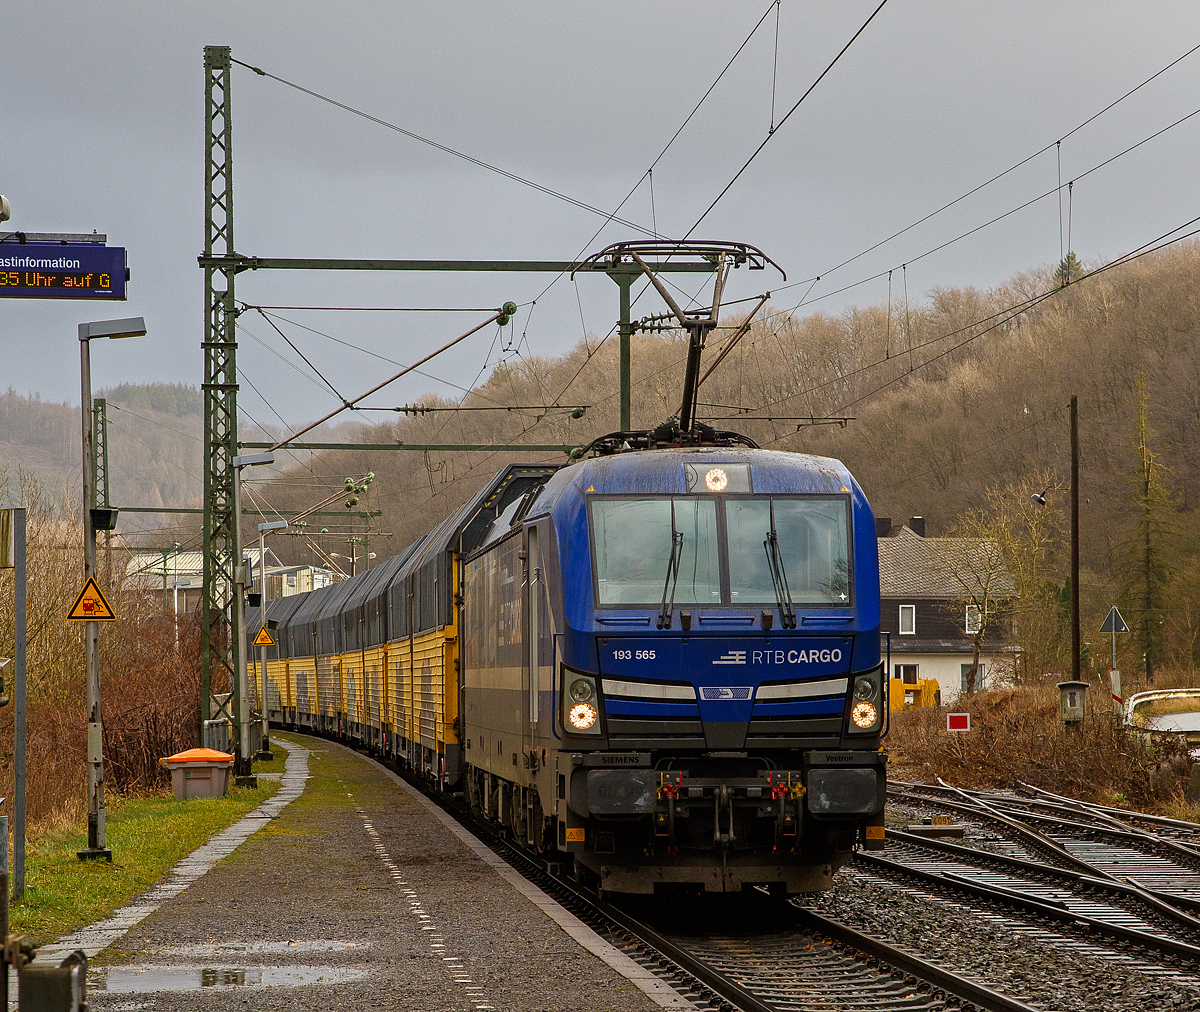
[752,648,842,665]
[0,242,126,300]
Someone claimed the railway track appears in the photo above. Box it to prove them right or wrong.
[875,780,1200,985]
[376,751,1043,1012]
[891,780,1200,907]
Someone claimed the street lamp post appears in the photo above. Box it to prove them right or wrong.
[78,317,146,862]
[257,519,287,758]
[231,452,274,779]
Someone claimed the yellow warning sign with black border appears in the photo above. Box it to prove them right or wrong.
[66,576,116,622]
[253,626,276,647]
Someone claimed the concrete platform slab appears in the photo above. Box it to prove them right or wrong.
[78,734,688,1011]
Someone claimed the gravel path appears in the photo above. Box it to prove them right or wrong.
[84,734,671,1011]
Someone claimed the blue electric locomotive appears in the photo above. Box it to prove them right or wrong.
[459,443,886,896]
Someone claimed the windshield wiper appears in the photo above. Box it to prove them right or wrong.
[657,500,685,630]
[764,501,797,629]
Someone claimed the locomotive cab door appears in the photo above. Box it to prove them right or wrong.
[523,526,540,761]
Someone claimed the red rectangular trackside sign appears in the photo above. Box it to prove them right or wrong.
[947,712,970,732]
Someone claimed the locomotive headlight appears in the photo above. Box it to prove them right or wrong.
[704,467,729,492]
[561,667,602,734]
[568,702,599,730]
[854,678,878,702]
[851,701,878,728]
[847,668,884,734]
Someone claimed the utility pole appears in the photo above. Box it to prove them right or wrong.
[1071,394,1081,683]
[94,397,113,589]
[1,509,27,898]
[231,452,274,778]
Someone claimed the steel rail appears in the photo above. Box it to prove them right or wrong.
[1015,781,1200,852]
[890,784,1111,880]
[455,794,1046,1011]
[895,782,1200,872]
[894,779,1200,838]
[984,801,1200,869]
[885,829,1200,940]
[792,907,1043,1012]
[383,759,770,1012]
[855,851,1200,964]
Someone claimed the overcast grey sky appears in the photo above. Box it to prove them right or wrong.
[4,2,1200,429]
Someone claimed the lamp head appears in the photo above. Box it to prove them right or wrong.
[1030,493,1048,506]
[79,317,147,341]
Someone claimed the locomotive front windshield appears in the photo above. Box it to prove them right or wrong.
[590,495,851,607]
[591,498,721,606]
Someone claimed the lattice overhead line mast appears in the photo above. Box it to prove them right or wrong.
[202,45,241,741]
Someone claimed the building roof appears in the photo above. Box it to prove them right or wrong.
[878,526,1016,600]
[125,547,284,582]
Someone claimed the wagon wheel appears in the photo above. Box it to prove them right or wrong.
[510,786,528,844]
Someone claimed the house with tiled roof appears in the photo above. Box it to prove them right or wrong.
[877,517,1017,704]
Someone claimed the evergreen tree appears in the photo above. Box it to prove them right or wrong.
[1118,375,1177,684]
[1054,251,1084,286]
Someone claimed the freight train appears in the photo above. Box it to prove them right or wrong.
[251,437,887,896]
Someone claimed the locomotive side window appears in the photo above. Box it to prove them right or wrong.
[592,498,721,606]
[725,498,851,605]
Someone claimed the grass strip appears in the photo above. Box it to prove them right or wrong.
[13,779,279,946]
[251,744,288,774]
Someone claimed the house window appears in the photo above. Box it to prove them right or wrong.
[895,663,919,684]
[960,663,986,692]
[965,604,982,635]
[899,604,916,635]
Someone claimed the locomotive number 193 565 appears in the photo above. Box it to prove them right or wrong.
[612,649,656,660]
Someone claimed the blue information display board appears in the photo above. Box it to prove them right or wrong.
[0,242,127,300]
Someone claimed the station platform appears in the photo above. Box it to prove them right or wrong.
[65,733,687,1011]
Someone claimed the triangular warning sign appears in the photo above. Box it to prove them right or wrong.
[253,626,276,647]
[66,576,116,622]
[1099,605,1129,634]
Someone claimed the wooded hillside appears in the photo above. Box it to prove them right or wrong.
[260,243,1200,676]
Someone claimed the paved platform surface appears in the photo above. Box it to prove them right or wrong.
[84,734,676,1011]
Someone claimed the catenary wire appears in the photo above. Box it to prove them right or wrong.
[707,91,1200,356]
[752,213,1200,433]
[520,1,781,313]
[231,58,657,237]
[759,39,1200,297]
[258,310,505,403]
[684,0,891,238]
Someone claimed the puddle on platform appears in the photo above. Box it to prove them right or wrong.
[146,939,368,957]
[97,964,368,993]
